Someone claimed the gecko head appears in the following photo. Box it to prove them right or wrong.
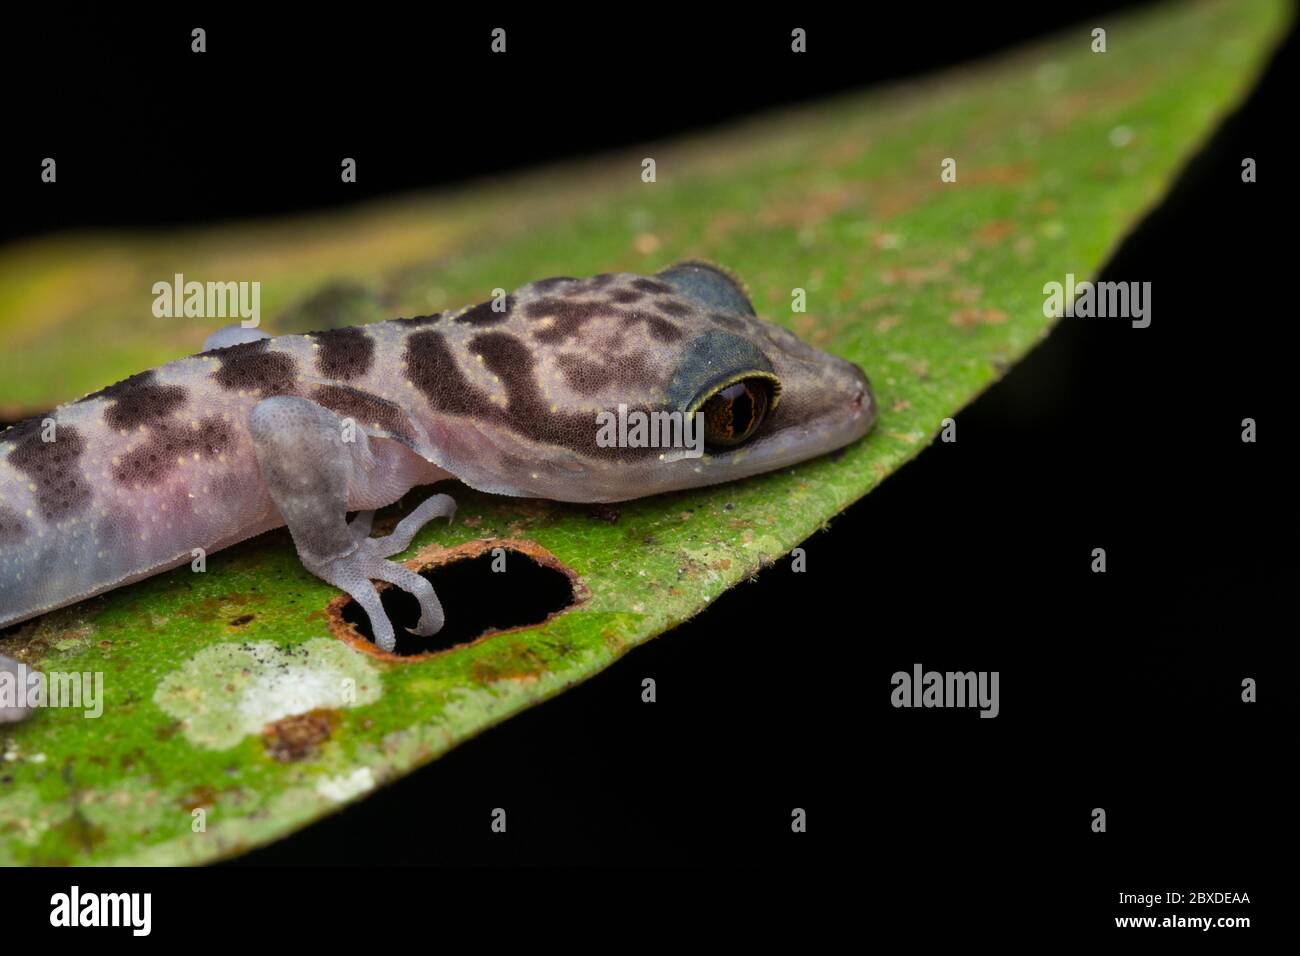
[642,261,875,489]
[415,261,875,503]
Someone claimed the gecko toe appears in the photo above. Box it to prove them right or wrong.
[328,567,398,652]
[370,493,456,558]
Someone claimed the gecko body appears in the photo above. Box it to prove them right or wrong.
[0,262,873,721]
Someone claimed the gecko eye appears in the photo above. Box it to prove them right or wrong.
[700,378,773,449]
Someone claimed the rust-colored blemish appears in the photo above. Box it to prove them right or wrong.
[759,183,864,228]
[179,784,219,811]
[880,263,950,286]
[975,220,1015,244]
[262,708,339,762]
[470,640,547,684]
[949,307,1008,328]
[964,163,1031,186]
[874,182,930,220]
[325,538,590,663]
[35,813,106,863]
[184,591,264,623]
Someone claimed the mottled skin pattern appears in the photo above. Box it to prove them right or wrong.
[0,262,873,718]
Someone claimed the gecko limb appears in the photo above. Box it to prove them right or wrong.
[248,396,455,652]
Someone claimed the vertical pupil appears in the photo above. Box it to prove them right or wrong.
[704,380,768,447]
[720,382,755,435]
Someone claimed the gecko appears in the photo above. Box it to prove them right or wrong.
[0,261,874,722]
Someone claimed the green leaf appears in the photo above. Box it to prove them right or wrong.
[0,0,1286,864]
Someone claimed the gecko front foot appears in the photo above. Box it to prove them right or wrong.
[248,396,455,653]
[314,510,453,652]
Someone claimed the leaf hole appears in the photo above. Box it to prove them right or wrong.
[329,540,584,660]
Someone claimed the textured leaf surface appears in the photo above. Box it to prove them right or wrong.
[0,0,1286,864]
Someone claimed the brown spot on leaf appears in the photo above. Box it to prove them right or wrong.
[949,308,1008,328]
[179,784,219,811]
[965,163,1031,185]
[881,263,950,286]
[975,221,1015,244]
[263,709,339,762]
[470,640,547,684]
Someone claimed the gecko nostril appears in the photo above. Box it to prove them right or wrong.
[331,539,585,659]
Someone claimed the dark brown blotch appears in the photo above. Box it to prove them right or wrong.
[632,278,673,294]
[211,339,298,395]
[312,384,417,443]
[624,310,683,342]
[311,327,375,381]
[525,297,610,344]
[0,417,44,448]
[556,352,656,394]
[8,424,92,520]
[531,277,577,291]
[708,310,746,331]
[404,329,488,415]
[113,418,235,487]
[469,332,538,406]
[400,320,664,462]
[0,505,27,545]
[391,312,443,328]
[468,331,659,459]
[458,294,515,327]
[79,371,188,433]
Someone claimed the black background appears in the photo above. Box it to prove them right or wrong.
[1,2,1291,938]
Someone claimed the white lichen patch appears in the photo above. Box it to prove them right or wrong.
[315,767,375,803]
[154,638,382,750]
